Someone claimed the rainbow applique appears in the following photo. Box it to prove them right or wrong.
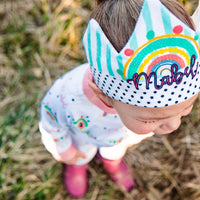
[72,116,90,130]
[122,34,200,80]
[43,103,58,122]
[102,112,107,117]
[99,111,108,117]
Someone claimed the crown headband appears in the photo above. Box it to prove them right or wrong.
[83,0,200,108]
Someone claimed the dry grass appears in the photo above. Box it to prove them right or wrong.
[0,0,200,199]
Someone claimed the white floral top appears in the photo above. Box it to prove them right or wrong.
[39,63,130,157]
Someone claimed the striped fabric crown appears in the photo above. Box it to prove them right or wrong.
[83,0,200,107]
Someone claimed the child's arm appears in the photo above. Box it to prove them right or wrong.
[52,144,86,165]
[51,144,86,165]
[39,112,86,164]
[39,79,86,164]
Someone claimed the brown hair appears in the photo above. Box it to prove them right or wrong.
[91,0,195,52]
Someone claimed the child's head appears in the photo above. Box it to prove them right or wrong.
[84,0,200,135]
[91,0,195,52]
[109,93,198,135]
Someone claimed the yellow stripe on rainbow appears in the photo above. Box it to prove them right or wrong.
[138,47,190,74]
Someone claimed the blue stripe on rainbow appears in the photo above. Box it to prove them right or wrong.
[146,55,185,75]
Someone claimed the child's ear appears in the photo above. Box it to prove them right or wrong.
[88,81,114,108]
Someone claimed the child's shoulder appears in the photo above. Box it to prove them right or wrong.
[52,63,89,85]
[42,63,89,102]
[61,62,89,86]
[65,63,89,75]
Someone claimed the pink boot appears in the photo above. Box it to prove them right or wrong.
[98,155,134,191]
[64,164,88,198]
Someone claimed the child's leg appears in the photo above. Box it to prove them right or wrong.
[99,131,154,160]
[98,153,134,191]
[98,131,154,190]
[64,164,88,198]
[64,132,98,198]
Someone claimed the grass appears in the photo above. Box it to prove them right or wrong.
[0,0,200,199]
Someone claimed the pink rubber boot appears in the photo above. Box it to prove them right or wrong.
[98,155,134,191]
[64,164,88,198]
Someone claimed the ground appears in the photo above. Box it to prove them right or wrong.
[0,0,200,199]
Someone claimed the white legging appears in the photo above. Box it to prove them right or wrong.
[70,130,154,165]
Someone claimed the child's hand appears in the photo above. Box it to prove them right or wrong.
[63,149,87,165]
[52,145,87,165]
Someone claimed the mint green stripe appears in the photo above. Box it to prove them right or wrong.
[106,45,114,76]
[130,33,138,50]
[116,55,124,79]
[161,6,172,34]
[87,23,93,66]
[117,55,123,71]
[142,0,153,32]
[96,29,102,72]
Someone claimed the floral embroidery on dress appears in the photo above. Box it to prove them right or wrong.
[72,116,90,130]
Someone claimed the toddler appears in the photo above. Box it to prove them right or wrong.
[39,0,200,198]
